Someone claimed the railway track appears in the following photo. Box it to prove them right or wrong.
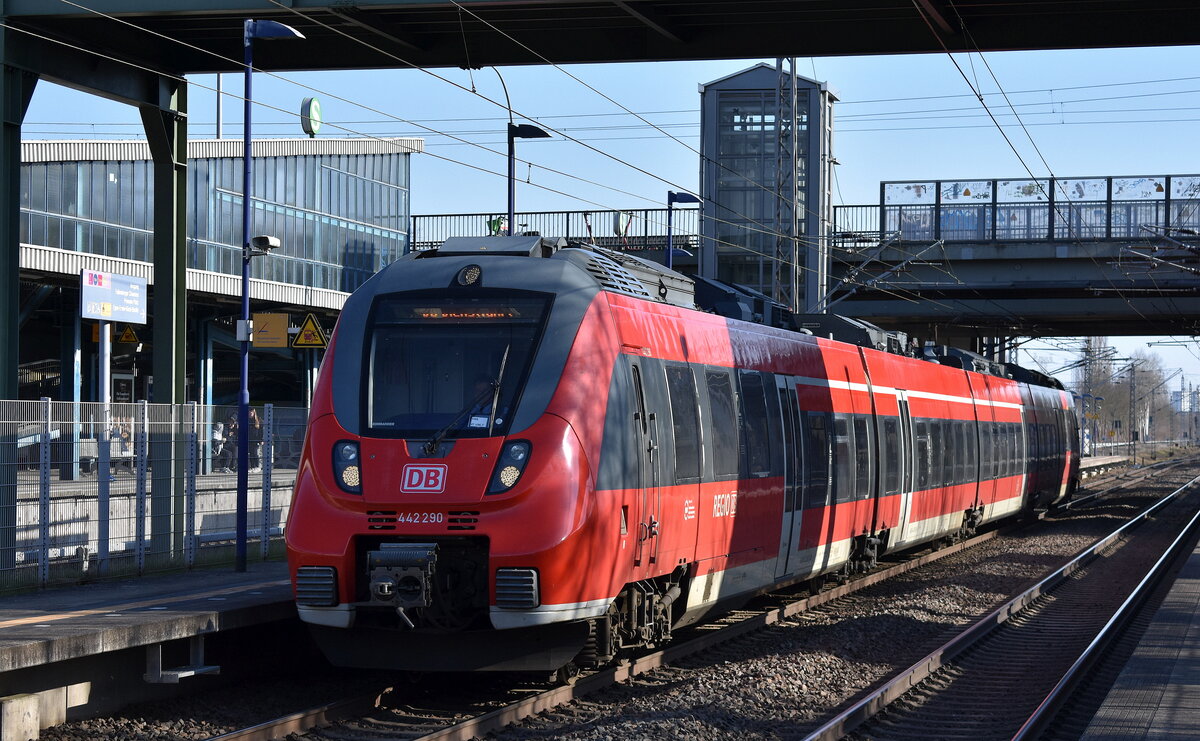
[810,471,1200,741]
[201,459,1193,741]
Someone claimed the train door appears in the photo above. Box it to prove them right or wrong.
[630,362,662,569]
[775,376,803,578]
[894,391,917,545]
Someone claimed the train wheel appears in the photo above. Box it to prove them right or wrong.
[555,661,581,686]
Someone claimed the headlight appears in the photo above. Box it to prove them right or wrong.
[487,440,531,494]
[333,440,362,494]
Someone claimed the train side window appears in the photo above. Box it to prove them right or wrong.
[966,421,978,482]
[665,364,700,483]
[984,422,993,479]
[833,414,853,503]
[997,424,1006,478]
[931,420,946,488]
[914,420,931,491]
[762,375,784,477]
[948,421,960,485]
[950,421,961,486]
[881,418,900,496]
[853,417,871,500]
[1000,424,1010,478]
[802,411,830,509]
[938,420,953,487]
[948,421,956,487]
[787,386,805,486]
[1008,424,1018,477]
[739,371,771,477]
[704,370,740,479]
[957,422,969,485]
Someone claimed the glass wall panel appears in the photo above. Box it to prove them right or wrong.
[20,148,411,292]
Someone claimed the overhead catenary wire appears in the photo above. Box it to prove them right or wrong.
[254,0,872,293]
[257,0,833,269]
[46,0,832,270]
[261,0,830,266]
[47,0,1180,326]
[941,3,1195,357]
[441,0,823,226]
[17,9,880,296]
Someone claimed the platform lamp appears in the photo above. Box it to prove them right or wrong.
[507,123,550,236]
[666,191,701,269]
[237,18,304,573]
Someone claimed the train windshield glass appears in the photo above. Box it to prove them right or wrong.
[366,292,552,438]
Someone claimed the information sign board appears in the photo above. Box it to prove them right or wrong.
[253,312,289,348]
[80,270,147,324]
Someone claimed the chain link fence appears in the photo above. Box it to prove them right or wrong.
[0,400,307,592]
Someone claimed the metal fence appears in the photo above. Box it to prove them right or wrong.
[834,175,1200,245]
[411,207,700,253]
[0,400,308,592]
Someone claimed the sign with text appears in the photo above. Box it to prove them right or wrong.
[252,312,289,348]
[80,270,147,324]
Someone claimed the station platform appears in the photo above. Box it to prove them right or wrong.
[1081,538,1200,739]
[1080,455,1129,478]
[0,560,294,737]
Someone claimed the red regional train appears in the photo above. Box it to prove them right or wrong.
[286,235,1079,674]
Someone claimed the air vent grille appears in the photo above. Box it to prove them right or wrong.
[495,568,539,609]
[295,566,338,606]
[366,511,397,530]
[448,511,480,531]
[583,252,652,299]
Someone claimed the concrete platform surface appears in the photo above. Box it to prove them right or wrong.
[1082,539,1200,740]
[0,561,292,673]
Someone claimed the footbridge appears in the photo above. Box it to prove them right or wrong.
[827,175,1200,345]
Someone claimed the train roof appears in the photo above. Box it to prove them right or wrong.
[414,236,1063,391]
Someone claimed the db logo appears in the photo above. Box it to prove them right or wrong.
[401,464,448,493]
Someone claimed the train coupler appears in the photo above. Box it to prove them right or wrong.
[366,543,439,624]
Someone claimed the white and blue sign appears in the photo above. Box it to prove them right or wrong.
[80,270,147,324]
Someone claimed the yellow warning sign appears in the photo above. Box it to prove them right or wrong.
[252,312,289,348]
[116,326,139,343]
[292,313,328,348]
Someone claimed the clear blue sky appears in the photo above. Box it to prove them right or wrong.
[22,44,1200,381]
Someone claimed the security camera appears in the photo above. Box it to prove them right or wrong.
[250,235,282,251]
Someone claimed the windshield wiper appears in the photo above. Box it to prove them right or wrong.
[423,344,514,456]
[423,384,494,456]
[487,344,511,437]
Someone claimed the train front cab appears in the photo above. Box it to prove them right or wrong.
[287,251,632,672]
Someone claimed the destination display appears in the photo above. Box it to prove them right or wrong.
[80,270,147,325]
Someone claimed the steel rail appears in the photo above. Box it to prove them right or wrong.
[801,471,1200,741]
[1057,456,1194,511]
[1013,475,1200,739]
[206,692,385,741]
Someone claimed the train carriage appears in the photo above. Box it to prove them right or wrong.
[286,235,1079,673]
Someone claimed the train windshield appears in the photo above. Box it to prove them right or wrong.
[366,292,552,438]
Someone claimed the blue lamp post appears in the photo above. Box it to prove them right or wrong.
[237,18,304,573]
[507,123,550,236]
[666,191,701,269]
